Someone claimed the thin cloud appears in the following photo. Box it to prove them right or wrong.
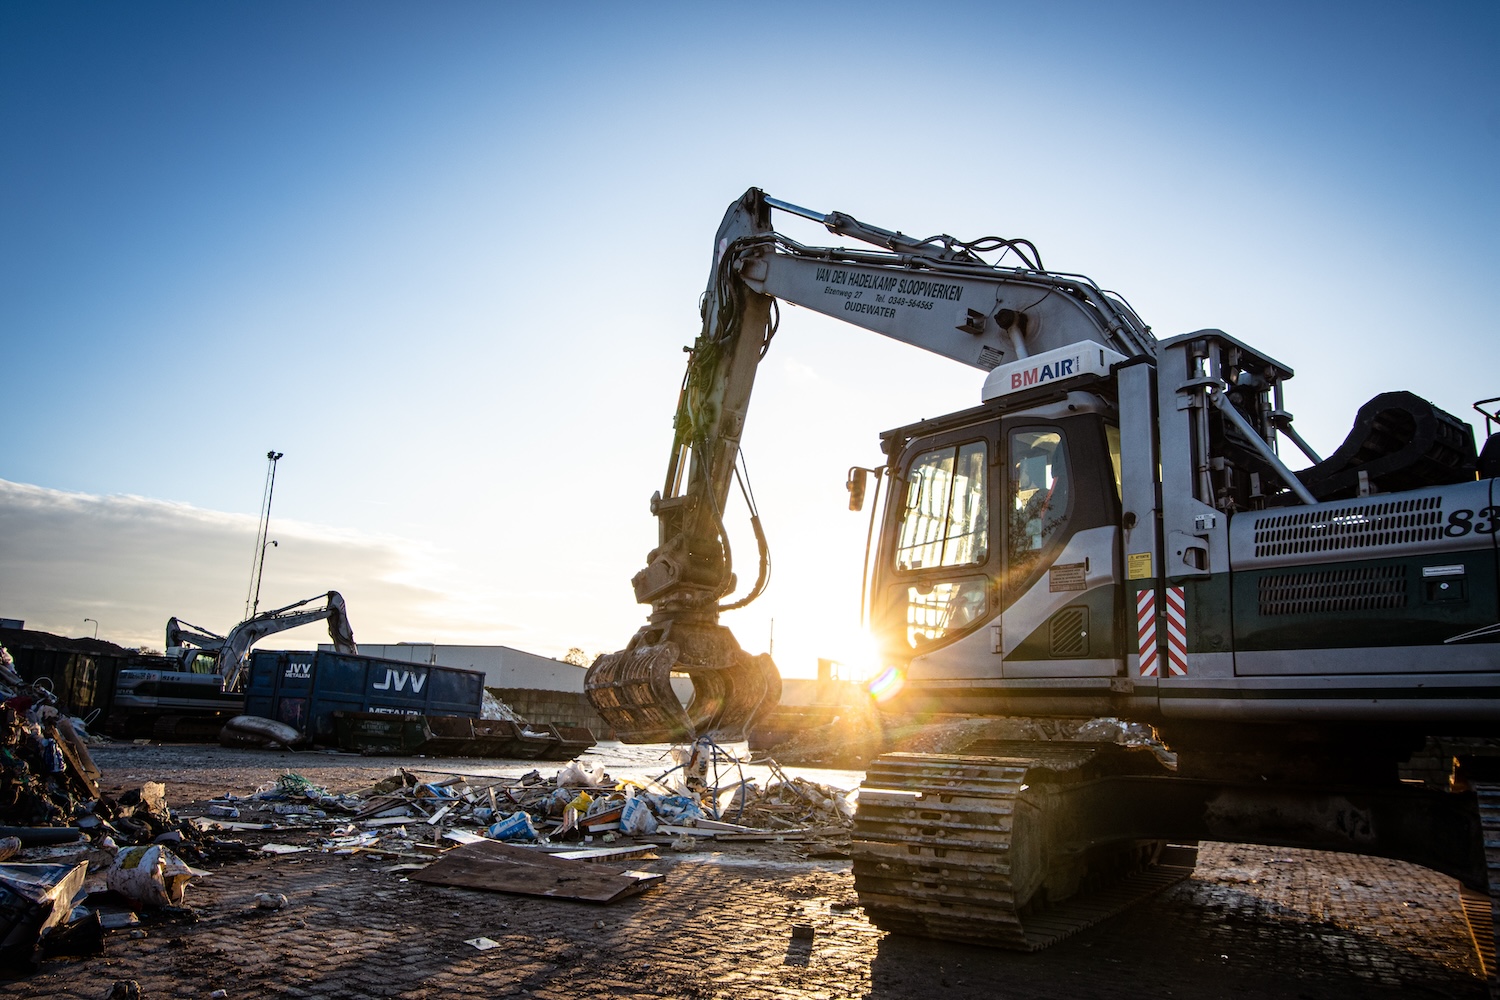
[0,479,518,650]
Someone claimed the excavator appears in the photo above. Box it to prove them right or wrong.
[110,591,356,738]
[586,189,1500,962]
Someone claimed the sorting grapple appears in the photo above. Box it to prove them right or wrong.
[585,620,780,744]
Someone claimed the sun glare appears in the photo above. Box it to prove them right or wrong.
[818,626,883,683]
[866,665,905,703]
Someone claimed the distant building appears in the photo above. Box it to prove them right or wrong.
[320,642,584,693]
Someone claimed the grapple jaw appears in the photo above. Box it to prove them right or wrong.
[585,620,781,744]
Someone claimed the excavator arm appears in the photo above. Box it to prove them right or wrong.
[165,618,226,652]
[586,188,1156,743]
[218,591,357,692]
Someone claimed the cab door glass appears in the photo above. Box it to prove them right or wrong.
[1008,429,1071,584]
[891,439,990,650]
[895,441,988,571]
[903,579,988,649]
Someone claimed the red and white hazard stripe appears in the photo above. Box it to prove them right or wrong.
[1136,589,1159,677]
[1164,586,1188,677]
[1137,586,1188,677]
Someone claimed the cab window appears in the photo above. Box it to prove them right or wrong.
[1008,429,1070,583]
[1105,423,1123,502]
[894,441,988,571]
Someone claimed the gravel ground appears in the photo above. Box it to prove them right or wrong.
[4,741,1490,999]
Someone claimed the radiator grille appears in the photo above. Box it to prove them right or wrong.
[1252,495,1444,558]
[1049,607,1089,657]
[1257,565,1408,616]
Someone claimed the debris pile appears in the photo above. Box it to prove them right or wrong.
[0,644,230,972]
[187,740,858,862]
[1,643,102,830]
[1,716,860,971]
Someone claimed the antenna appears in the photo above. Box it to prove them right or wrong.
[244,450,284,620]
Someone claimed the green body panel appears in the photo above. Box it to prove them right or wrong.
[1180,574,1234,655]
[1233,551,1499,652]
[1006,584,1121,661]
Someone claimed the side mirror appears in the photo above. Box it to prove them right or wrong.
[846,467,868,512]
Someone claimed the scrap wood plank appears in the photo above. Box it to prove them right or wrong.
[443,829,486,846]
[54,736,100,799]
[549,845,661,863]
[687,818,756,833]
[353,795,412,821]
[412,839,662,903]
[713,829,812,841]
[191,818,277,831]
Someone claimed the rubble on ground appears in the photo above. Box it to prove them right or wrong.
[0,653,858,976]
[767,712,1180,768]
[186,739,856,862]
[0,642,243,972]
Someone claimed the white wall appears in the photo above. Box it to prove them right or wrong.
[320,642,586,692]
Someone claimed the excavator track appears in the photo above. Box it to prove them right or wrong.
[851,747,1197,950]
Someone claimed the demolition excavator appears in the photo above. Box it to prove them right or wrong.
[586,189,1500,958]
[110,591,357,737]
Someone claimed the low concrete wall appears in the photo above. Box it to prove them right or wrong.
[491,687,611,738]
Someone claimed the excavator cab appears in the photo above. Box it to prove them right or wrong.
[182,650,220,675]
[871,395,1132,716]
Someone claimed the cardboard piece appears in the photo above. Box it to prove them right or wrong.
[411,840,661,903]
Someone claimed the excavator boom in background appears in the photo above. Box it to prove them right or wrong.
[110,591,356,738]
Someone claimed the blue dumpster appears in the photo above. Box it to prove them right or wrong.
[243,649,486,744]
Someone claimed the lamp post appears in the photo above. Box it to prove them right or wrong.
[83,618,98,639]
[251,540,278,617]
[244,450,284,620]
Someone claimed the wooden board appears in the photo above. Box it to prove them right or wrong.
[411,839,662,903]
[550,845,661,863]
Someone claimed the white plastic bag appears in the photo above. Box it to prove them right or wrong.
[105,845,207,907]
[555,761,588,788]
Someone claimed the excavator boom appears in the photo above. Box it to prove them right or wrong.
[587,188,1155,743]
[219,590,356,691]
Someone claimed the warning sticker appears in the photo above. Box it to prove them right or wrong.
[1048,562,1088,592]
[1127,552,1153,580]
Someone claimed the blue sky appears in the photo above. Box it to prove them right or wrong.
[2,2,1496,672]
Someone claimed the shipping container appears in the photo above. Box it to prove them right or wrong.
[243,649,485,744]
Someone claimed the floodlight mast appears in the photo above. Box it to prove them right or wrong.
[244,450,284,620]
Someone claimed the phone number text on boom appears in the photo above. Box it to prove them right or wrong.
[885,296,934,310]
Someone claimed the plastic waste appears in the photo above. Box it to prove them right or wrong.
[487,812,538,841]
[104,845,207,907]
[0,862,90,964]
[651,794,704,824]
[619,796,657,836]
[556,761,588,787]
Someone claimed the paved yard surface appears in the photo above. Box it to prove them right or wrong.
[7,744,1489,999]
